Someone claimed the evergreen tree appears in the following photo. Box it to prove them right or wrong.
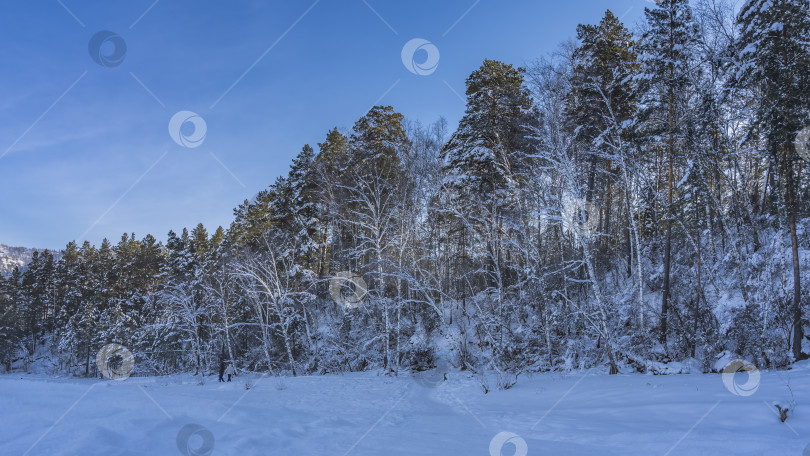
[0,272,21,371]
[443,59,539,293]
[313,128,352,278]
[636,0,700,345]
[567,10,638,251]
[443,60,539,198]
[441,59,539,370]
[736,0,810,359]
[269,144,319,269]
[54,241,83,369]
[344,106,411,370]
[20,250,56,351]
[316,127,351,178]
[71,241,100,376]
[349,105,410,196]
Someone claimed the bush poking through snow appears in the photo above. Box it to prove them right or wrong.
[476,372,490,394]
[496,371,518,390]
[774,404,789,423]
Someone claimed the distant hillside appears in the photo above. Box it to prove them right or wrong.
[0,245,60,276]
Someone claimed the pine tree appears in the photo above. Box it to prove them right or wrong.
[269,144,319,269]
[20,250,56,351]
[567,10,638,252]
[0,273,21,371]
[210,227,226,252]
[313,128,351,278]
[443,59,539,295]
[736,0,810,359]
[443,60,539,198]
[636,0,700,345]
[230,191,277,251]
[569,10,637,136]
[441,59,539,370]
[345,106,411,371]
[54,241,84,369]
[349,106,410,190]
[72,241,99,376]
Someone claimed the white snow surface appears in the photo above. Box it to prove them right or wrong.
[3,362,810,455]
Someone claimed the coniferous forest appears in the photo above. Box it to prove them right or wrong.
[2,0,809,384]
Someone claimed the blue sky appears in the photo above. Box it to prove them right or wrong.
[0,0,644,250]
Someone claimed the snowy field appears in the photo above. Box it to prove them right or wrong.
[3,362,810,455]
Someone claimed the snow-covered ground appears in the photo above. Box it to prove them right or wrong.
[3,362,810,455]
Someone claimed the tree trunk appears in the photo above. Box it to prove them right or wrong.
[787,146,804,360]
[85,332,91,377]
[661,146,674,345]
[693,229,701,358]
[661,55,676,346]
